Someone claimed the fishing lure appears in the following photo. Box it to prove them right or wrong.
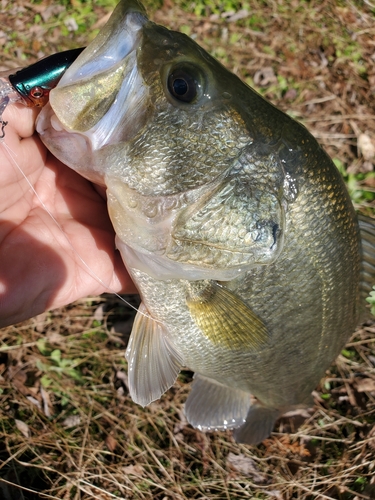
[0,47,84,138]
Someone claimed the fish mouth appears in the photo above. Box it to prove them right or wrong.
[36,0,149,183]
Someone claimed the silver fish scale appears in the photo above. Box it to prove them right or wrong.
[129,267,277,393]
[122,108,247,196]
[128,138,360,410]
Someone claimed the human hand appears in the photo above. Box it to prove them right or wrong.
[0,79,136,328]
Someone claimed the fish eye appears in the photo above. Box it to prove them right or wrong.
[167,66,202,103]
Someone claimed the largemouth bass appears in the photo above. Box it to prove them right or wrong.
[36,0,375,444]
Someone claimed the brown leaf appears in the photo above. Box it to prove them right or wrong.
[253,67,277,87]
[226,453,267,483]
[357,133,375,161]
[7,367,31,397]
[62,415,81,428]
[15,419,30,438]
[94,303,105,322]
[122,464,145,476]
[40,386,52,417]
[105,435,118,452]
[354,378,375,393]
[264,491,283,500]
[26,396,41,409]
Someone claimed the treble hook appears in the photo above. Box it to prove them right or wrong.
[0,119,8,139]
[0,94,9,139]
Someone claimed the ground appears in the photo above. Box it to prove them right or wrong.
[1,1,375,499]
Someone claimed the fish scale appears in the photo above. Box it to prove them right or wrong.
[36,0,374,444]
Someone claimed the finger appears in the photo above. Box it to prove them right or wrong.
[0,133,47,215]
[2,103,40,139]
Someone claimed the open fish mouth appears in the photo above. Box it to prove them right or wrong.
[36,0,149,184]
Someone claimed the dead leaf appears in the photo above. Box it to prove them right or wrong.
[354,378,375,393]
[174,409,188,434]
[15,419,30,438]
[94,303,105,322]
[116,370,129,391]
[47,331,65,345]
[26,396,41,409]
[225,9,250,22]
[7,367,32,397]
[350,121,375,165]
[264,490,283,500]
[357,133,375,161]
[226,453,267,483]
[253,67,277,87]
[123,464,145,476]
[40,386,52,417]
[64,17,78,32]
[105,435,118,452]
[34,312,49,332]
[263,435,311,457]
[62,415,81,428]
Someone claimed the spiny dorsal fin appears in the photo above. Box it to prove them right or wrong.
[186,280,269,350]
[125,303,184,407]
[185,374,251,431]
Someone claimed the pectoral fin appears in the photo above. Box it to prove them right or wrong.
[185,374,251,431]
[125,303,184,407]
[186,281,269,350]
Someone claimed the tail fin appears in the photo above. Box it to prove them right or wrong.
[358,214,375,320]
[233,403,280,445]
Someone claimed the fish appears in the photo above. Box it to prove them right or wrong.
[35,0,375,445]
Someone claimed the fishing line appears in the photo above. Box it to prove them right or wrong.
[0,135,152,319]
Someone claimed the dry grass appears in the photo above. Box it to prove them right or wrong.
[1,303,375,499]
[1,0,375,498]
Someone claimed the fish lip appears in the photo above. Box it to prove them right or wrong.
[58,1,147,86]
[37,0,150,164]
[37,102,108,185]
[41,0,148,138]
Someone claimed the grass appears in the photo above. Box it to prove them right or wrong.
[1,0,375,498]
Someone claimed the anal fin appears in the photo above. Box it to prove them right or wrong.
[233,403,280,445]
[125,303,184,407]
[185,374,251,431]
